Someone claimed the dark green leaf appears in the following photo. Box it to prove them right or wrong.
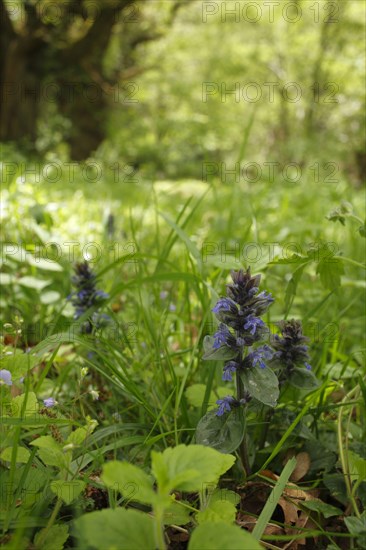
[289,367,319,389]
[240,367,279,407]
[195,408,245,454]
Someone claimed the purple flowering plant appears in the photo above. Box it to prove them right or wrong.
[68,262,110,335]
[196,268,317,475]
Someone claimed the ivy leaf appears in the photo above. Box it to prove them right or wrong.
[195,408,245,454]
[240,367,279,407]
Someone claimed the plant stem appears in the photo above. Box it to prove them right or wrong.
[337,385,361,519]
[34,497,63,549]
[236,371,251,477]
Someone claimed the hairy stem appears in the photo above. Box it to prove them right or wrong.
[236,371,251,477]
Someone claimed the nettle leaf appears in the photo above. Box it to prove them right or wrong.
[50,480,86,505]
[188,521,262,550]
[240,367,279,407]
[102,461,156,505]
[196,499,237,525]
[195,408,245,454]
[300,499,342,518]
[202,336,237,361]
[316,258,344,290]
[34,524,69,550]
[288,367,319,389]
[151,444,235,493]
[74,508,156,550]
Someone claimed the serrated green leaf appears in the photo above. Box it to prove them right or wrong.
[151,444,235,493]
[0,352,38,379]
[316,258,344,290]
[30,436,65,468]
[188,521,262,550]
[196,499,236,525]
[50,480,86,504]
[0,446,31,463]
[11,392,39,418]
[34,524,69,550]
[74,508,156,550]
[102,461,156,505]
[163,499,192,525]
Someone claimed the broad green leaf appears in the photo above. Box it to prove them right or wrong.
[30,436,65,468]
[348,451,366,486]
[11,392,39,418]
[0,273,15,285]
[27,256,63,272]
[289,367,319,389]
[34,524,69,550]
[18,276,51,290]
[0,446,31,463]
[300,499,342,518]
[1,352,38,379]
[240,367,279,407]
[74,508,156,550]
[188,521,262,550]
[202,336,237,361]
[186,384,209,408]
[344,512,366,546]
[50,480,86,504]
[66,422,97,447]
[102,461,156,504]
[210,488,240,507]
[196,408,245,454]
[151,444,235,493]
[196,499,236,525]
[163,499,192,525]
[316,258,344,290]
[186,384,227,409]
[41,291,61,304]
